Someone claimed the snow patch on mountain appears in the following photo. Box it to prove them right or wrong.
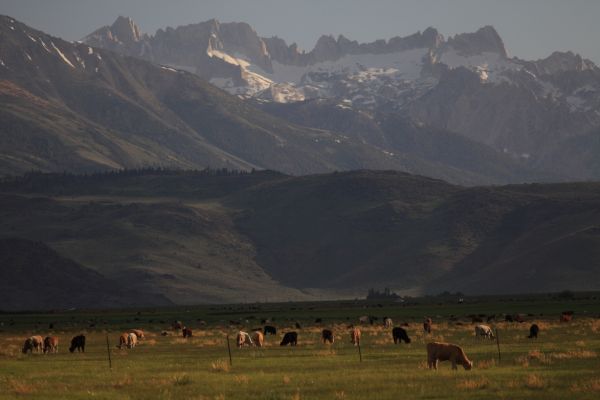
[51,42,75,68]
[437,50,520,83]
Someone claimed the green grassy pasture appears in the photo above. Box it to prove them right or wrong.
[1,298,599,399]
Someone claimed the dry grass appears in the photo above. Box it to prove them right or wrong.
[570,378,600,392]
[210,359,230,373]
[0,344,19,358]
[456,378,490,390]
[113,375,133,389]
[5,378,36,395]
[475,358,496,369]
[550,350,596,360]
[234,374,250,384]
[525,374,545,389]
[172,374,192,386]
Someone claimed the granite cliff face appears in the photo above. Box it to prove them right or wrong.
[80,17,600,180]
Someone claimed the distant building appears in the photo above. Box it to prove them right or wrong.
[366,287,400,300]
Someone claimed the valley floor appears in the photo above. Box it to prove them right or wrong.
[1,298,600,399]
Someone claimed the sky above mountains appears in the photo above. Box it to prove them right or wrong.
[1,0,599,64]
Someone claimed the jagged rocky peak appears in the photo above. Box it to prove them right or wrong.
[262,36,305,65]
[312,35,341,62]
[446,25,507,57]
[217,21,272,71]
[110,16,143,43]
[388,27,444,52]
[533,51,597,75]
[83,15,144,48]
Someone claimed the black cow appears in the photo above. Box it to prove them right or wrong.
[322,329,334,344]
[315,318,322,324]
[280,332,298,346]
[295,322,302,329]
[264,325,277,335]
[392,327,411,344]
[69,335,86,353]
[528,324,539,339]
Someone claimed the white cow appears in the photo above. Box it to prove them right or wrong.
[127,332,138,348]
[236,331,254,348]
[474,324,494,339]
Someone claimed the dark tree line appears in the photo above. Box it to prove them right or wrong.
[0,167,265,191]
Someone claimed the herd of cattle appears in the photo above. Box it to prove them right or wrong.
[18,311,567,370]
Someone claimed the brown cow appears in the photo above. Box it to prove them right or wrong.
[252,331,264,347]
[182,327,193,338]
[118,333,128,349]
[560,313,573,322]
[427,342,473,370]
[22,335,44,354]
[43,336,59,353]
[423,318,433,334]
[350,327,361,346]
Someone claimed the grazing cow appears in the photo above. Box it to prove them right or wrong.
[560,313,573,322]
[486,314,496,322]
[236,331,254,348]
[392,327,411,344]
[295,322,302,329]
[69,335,86,353]
[474,324,495,339]
[252,331,264,347]
[358,315,369,324]
[43,336,59,353]
[514,314,525,323]
[322,329,334,344]
[182,327,193,338]
[350,327,361,346]
[263,326,277,336]
[118,333,128,349]
[427,342,473,370]
[128,329,145,340]
[172,321,183,330]
[505,314,514,322]
[472,316,484,323]
[22,335,44,354]
[423,318,433,334]
[528,324,539,339]
[280,332,298,346]
[383,317,393,328]
[127,332,138,349]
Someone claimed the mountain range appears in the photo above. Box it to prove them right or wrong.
[1,15,600,183]
[83,16,600,181]
[2,15,600,308]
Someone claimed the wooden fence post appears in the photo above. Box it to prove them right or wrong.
[226,335,233,366]
[106,334,112,370]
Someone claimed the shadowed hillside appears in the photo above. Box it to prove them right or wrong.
[2,169,600,307]
[0,238,171,310]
